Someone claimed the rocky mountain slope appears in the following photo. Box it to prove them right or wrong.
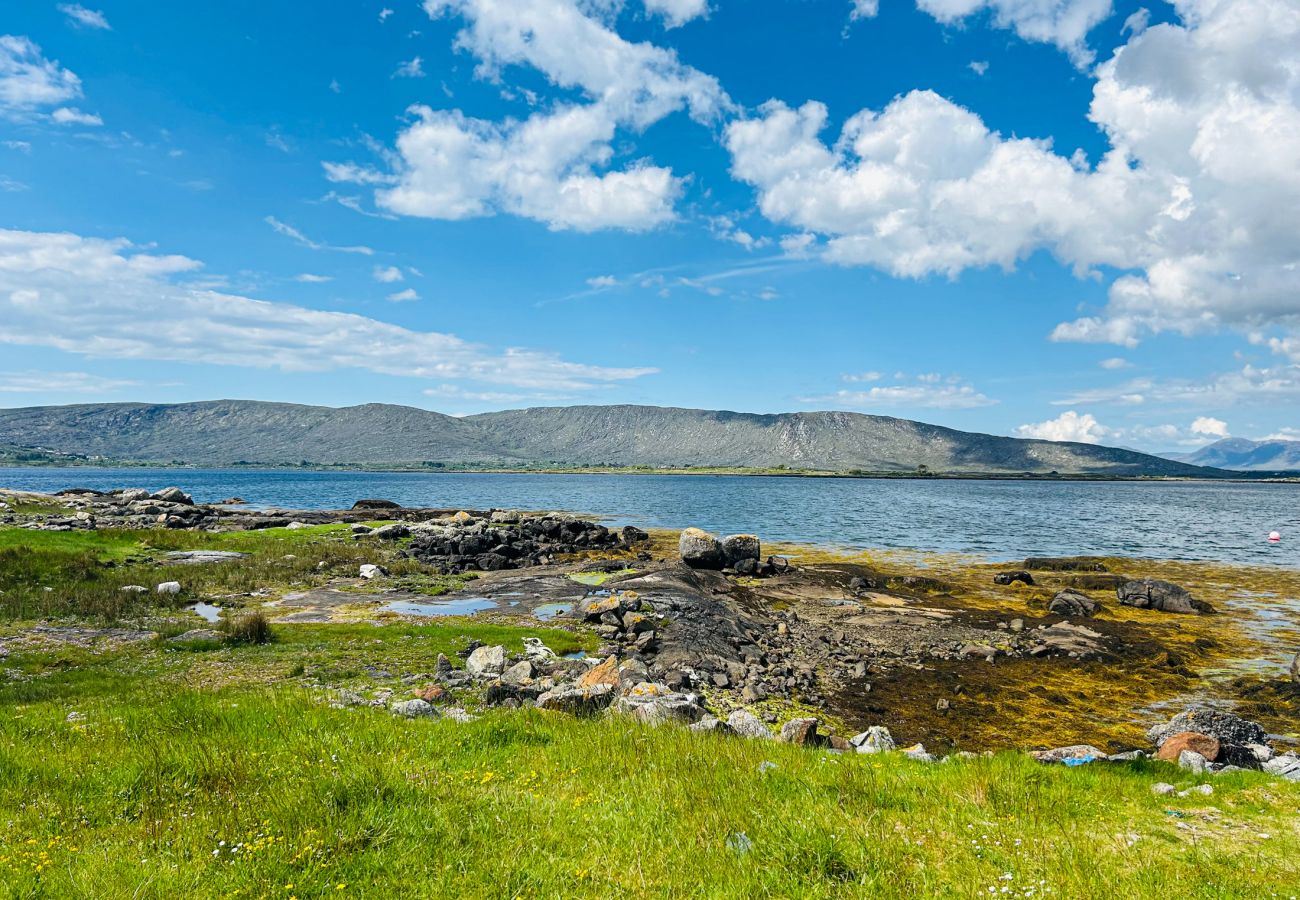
[1167,438,1300,472]
[0,400,1228,476]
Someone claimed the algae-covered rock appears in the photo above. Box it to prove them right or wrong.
[721,534,761,567]
[679,528,724,569]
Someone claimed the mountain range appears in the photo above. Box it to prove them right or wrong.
[1165,438,1300,472]
[0,400,1236,477]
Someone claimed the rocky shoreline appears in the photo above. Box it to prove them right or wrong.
[3,485,1298,781]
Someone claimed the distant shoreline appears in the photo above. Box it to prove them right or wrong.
[1,459,1296,483]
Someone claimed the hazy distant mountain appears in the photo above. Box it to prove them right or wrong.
[0,400,1229,476]
[1167,437,1300,471]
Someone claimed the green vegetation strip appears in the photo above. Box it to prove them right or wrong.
[2,633,1298,898]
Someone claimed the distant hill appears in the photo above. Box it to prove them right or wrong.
[0,400,1232,477]
[1168,437,1300,472]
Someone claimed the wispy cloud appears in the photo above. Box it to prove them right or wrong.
[57,4,111,30]
[264,216,374,256]
[0,228,654,392]
[0,370,135,394]
[393,56,424,78]
[51,106,102,126]
[801,373,996,410]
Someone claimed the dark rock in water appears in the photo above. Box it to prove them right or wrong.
[621,525,649,545]
[721,534,761,567]
[1024,557,1108,572]
[1047,589,1101,618]
[733,558,758,576]
[1147,707,1266,747]
[679,528,724,569]
[994,571,1035,586]
[1117,578,1214,614]
[1066,573,1129,591]
[353,499,402,510]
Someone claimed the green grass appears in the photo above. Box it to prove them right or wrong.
[0,525,403,621]
[1,629,1298,899]
[4,524,1300,896]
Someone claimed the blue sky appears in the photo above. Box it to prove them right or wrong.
[1,0,1298,452]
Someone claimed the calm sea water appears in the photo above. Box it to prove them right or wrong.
[2,467,1297,567]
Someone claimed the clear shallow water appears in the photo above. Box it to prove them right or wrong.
[3,467,1298,567]
[381,597,497,617]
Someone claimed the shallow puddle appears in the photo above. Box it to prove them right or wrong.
[381,597,498,617]
[533,602,573,620]
[187,602,222,623]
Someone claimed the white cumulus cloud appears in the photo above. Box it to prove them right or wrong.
[726,0,1300,359]
[850,0,879,19]
[1190,416,1229,438]
[327,0,728,232]
[0,229,655,392]
[373,265,404,283]
[915,0,1114,66]
[1015,410,1111,443]
[644,0,710,28]
[0,35,83,116]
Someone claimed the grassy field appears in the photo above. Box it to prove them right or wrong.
[3,626,1300,899]
[3,524,1300,897]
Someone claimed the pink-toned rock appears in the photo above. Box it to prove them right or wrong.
[1156,731,1221,763]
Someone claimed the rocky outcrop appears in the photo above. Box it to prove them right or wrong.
[1047,589,1101,618]
[406,513,629,574]
[1147,707,1265,747]
[1117,579,1215,614]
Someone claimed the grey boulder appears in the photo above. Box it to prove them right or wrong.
[466,644,507,677]
[679,528,724,569]
[1047,589,1101,618]
[721,534,761,567]
[1118,579,1214,614]
[726,709,774,740]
